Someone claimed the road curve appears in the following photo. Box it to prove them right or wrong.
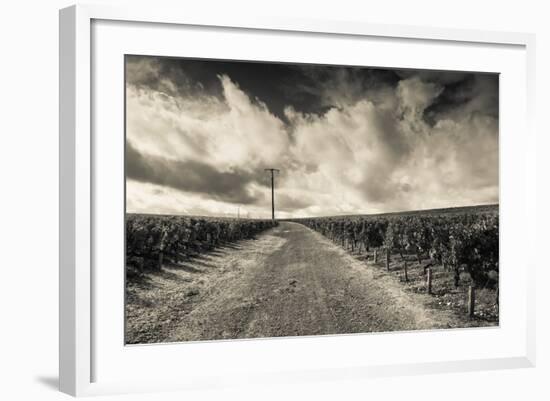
[126,221,456,344]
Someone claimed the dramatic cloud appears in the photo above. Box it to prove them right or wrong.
[126,141,261,204]
[125,56,499,218]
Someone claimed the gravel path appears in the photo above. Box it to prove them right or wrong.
[126,221,459,344]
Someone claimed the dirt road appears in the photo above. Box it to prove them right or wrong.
[126,222,459,344]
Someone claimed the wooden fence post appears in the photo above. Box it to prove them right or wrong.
[468,285,476,318]
[158,252,164,270]
[374,249,378,263]
[426,267,432,294]
[385,248,390,271]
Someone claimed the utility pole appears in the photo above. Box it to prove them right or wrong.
[264,168,279,220]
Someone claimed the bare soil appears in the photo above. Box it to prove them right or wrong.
[126,222,496,344]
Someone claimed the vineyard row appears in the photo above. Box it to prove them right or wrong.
[290,211,499,289]
[126,214,278,274]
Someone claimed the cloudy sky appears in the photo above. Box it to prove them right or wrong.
[125,55,499,219]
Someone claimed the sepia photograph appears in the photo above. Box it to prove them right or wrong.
[124,55,499,345]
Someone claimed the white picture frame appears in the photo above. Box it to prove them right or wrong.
[59,4,536,397]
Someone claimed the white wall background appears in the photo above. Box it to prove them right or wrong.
[0,0,547,399]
